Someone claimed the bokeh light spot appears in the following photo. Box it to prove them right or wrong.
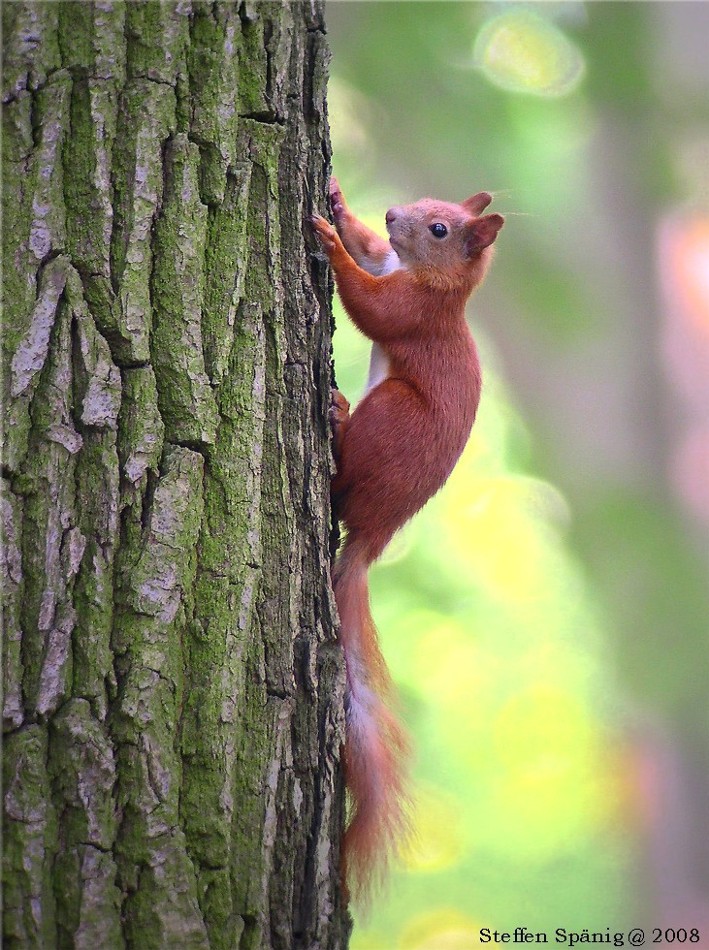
[474,9,585,97]
[663,215,709,336]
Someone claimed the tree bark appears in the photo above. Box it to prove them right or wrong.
[2,2,350,947]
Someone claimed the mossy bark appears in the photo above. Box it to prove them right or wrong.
[2,2,349,948]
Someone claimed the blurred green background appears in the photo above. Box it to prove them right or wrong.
[324,2,709,947]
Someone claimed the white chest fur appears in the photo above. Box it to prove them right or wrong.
[363,249,402,396]
[365,343,391,395]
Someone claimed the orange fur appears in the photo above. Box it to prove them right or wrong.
[313,177,504,903]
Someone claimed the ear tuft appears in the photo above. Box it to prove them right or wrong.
[461,191,493,215]
[464,213,504,256]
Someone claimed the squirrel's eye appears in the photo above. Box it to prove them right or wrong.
[429,223,448,238]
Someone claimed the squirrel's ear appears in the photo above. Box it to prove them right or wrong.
[464,213,504,256]
[461,191,493,215]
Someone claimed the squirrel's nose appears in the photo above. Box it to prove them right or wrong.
[385,207,399,226]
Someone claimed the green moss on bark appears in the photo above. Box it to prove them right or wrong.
[110,78,177,365]
[150,134,218,446]
[187,4,239,205]
[2,726,58,947]
[69,270,121,720]
[48,700,122,947]
[2,485,25,730]
[202,163,251,386]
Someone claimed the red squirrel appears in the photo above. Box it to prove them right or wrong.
[311,177,504,900]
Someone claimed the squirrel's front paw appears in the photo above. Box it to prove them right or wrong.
[311,214,338,253]
[329,177,347,225]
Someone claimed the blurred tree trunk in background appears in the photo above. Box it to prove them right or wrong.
[2,2,350,948]
[544,4,709,928]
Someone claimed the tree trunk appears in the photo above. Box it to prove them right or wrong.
[2,2,350,947]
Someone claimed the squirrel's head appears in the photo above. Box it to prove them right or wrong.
[385,191,504,288]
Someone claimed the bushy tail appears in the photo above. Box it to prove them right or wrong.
[333,534,411,903]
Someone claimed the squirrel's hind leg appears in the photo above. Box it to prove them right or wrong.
[330,388,351,466]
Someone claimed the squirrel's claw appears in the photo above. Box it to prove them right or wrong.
[329,176,347,224]
[311,213,338,252]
